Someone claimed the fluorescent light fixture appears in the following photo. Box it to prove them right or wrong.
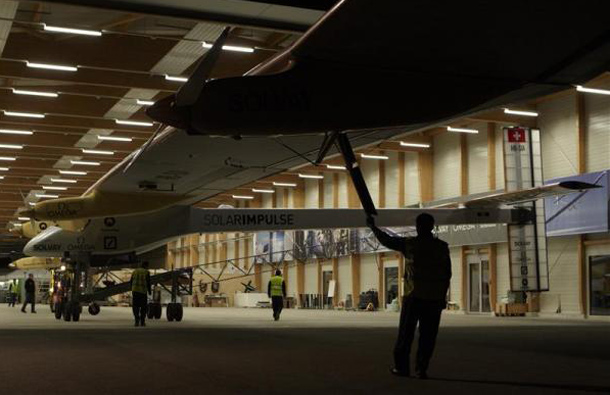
[51,178,77,184]
[0,156,16,161]
[252,188,275,193]
[232,195,254,200]
[43,24,102,37]
[13,223,22,227]
[0,167,8,171]
[97,135,132,142]
[503,108,539,117]
[70,160,100,166]
[164,74,188,82]
[36,194,59,199]
[299,173,324,179]
[18,217,30,221]
[273,182,297,187]
[0,144,23,149]
[3,110,45,118]
[447,126,478,134]
[0,129,33,135]
[26,61,77,72]
[400,142,430,148]
[43,185,67,191]
[136,99,155,106]
[326,164,346,170]
[28,202,35,206]
[59,170,87,175]
[202,42,254,53]
[115,119,153,127]
[12,89,58,98]
[82,149,114,155]
[360,153,389,160]
[576,85,610,96]
[0,175,3,179]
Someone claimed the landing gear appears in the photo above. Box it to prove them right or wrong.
[166,303,183,322]
[54,302,63,320]
[62,301,81,322]
[88,303,101,316]
[147,302,162,320]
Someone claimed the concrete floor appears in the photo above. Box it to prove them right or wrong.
[1,306,609,395]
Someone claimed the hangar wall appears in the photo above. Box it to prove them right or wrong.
[166,88,609,319]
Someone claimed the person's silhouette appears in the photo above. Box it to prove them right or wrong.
[368,213,451,379]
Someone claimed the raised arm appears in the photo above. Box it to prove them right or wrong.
[367,216,407,254]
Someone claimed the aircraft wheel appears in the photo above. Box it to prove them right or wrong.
[146,303,154,319]
[88,303,100,316]
[54,303,62,320]
[174,304,183,322]
[72,304,81,322]
[63,302,72,322]
[167,303,175,322]
[154,304,162,319]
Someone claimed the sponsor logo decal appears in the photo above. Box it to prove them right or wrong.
[203,213,294,227]
[104,236,117,250]
[33,244,61,252]
[45,202,81,218]
[104,217,116,227]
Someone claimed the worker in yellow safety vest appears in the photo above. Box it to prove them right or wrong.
[8,279,18,307]
[267,269,286,321]
[130,261,151,327]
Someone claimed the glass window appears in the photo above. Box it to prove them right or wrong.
[590,255,610,316]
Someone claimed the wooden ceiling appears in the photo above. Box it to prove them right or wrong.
[0,1,297,252]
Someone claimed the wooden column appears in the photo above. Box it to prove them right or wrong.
[283,188,289,208]
[578,235,587,317]
[398,152,405,207]
[487,122,496,190]
[296,261,305,306]
[318,175,325,208]
[190,234,200,267]
[418,150,433,202]
[332,257,339,306]
[332,173,339,208]
[576,92,587,317]
[398,254,404,304]
[254,264,262,292]
[351,253,361,306]
[460,133,468,196]
[377,254,384,306]
[461,246,468,312]
[489,243,497,312]
[317,259,323,296]
[577,92,587,174]
[167,241,176,270]
[294,179,305,208]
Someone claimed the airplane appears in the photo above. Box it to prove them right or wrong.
[19,0,610,222]
[12,0,610,321]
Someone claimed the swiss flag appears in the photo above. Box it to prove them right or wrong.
[507,127,526,143]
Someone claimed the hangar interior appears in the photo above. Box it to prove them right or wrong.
[0,0,608,322]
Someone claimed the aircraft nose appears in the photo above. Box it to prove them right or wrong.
[23,239,35,256]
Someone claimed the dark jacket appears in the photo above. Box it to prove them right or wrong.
[24,278,36,294]
[371,227,452,300]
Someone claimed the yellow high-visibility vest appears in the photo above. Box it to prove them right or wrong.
[270,276,283,297]
[131,268,148,294]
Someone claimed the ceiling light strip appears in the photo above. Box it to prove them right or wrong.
[252,188,275,193]
[12,89,58,98]
[273,182,297,187]
[360,153,389,160]
[400,142,430,148]
[503,108,539,117]
[298,174,324,179]
[115,119,153,127]
[70,160,100,166]
[59,170,87,175]
[43,24,102,37]
[447,126,478,134]
[82,149,114,155]
[26,61,78,72]
[3,110,45,118]
[0,129,33,135]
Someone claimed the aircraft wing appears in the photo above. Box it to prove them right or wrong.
[463,182,600,208]
[23,126,400,221]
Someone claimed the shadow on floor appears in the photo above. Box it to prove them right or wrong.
[433,377,610,393]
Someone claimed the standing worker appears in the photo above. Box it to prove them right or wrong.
[8,279,18,307]
[368,213,451,379]
[267,269,286,321]
[21,274,36,314]
[130,261,151,327]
